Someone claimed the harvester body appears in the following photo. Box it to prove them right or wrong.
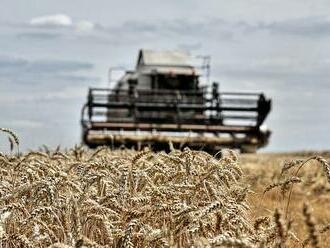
[81,50,271,153]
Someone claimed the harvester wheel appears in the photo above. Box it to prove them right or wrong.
[240,145,257,154]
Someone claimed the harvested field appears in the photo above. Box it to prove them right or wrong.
[0,145,329,247]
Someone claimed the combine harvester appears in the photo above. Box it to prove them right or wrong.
[81,49,271,153]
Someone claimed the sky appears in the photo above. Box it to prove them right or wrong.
[0,0,329,152]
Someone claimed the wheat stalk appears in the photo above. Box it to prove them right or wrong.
[0,146,328,247]
[0,128,20,155]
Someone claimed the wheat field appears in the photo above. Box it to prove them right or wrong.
[0,129,329,247]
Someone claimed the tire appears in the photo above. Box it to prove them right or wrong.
[240,145,257,154]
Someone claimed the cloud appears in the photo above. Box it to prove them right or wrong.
[30,14,73,28]
[177,42,203,52]
[255,16,330,37]
[119,19,234,38]
[76,21,95,32]
[2,87,87,104]
[27,60,93,73]
[11,14,330,45]
[1,120,44,129]
[16,32,62,40]
[13,17,235,45]
[0,56,96,88]
[112,16,330,39]
[211,58,330,91]
[0,56,27,68]
[0,56,93,73]
[28,14,95,32]
[87,18,235,46]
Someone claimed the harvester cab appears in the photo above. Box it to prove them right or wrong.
[81,49,271,153]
